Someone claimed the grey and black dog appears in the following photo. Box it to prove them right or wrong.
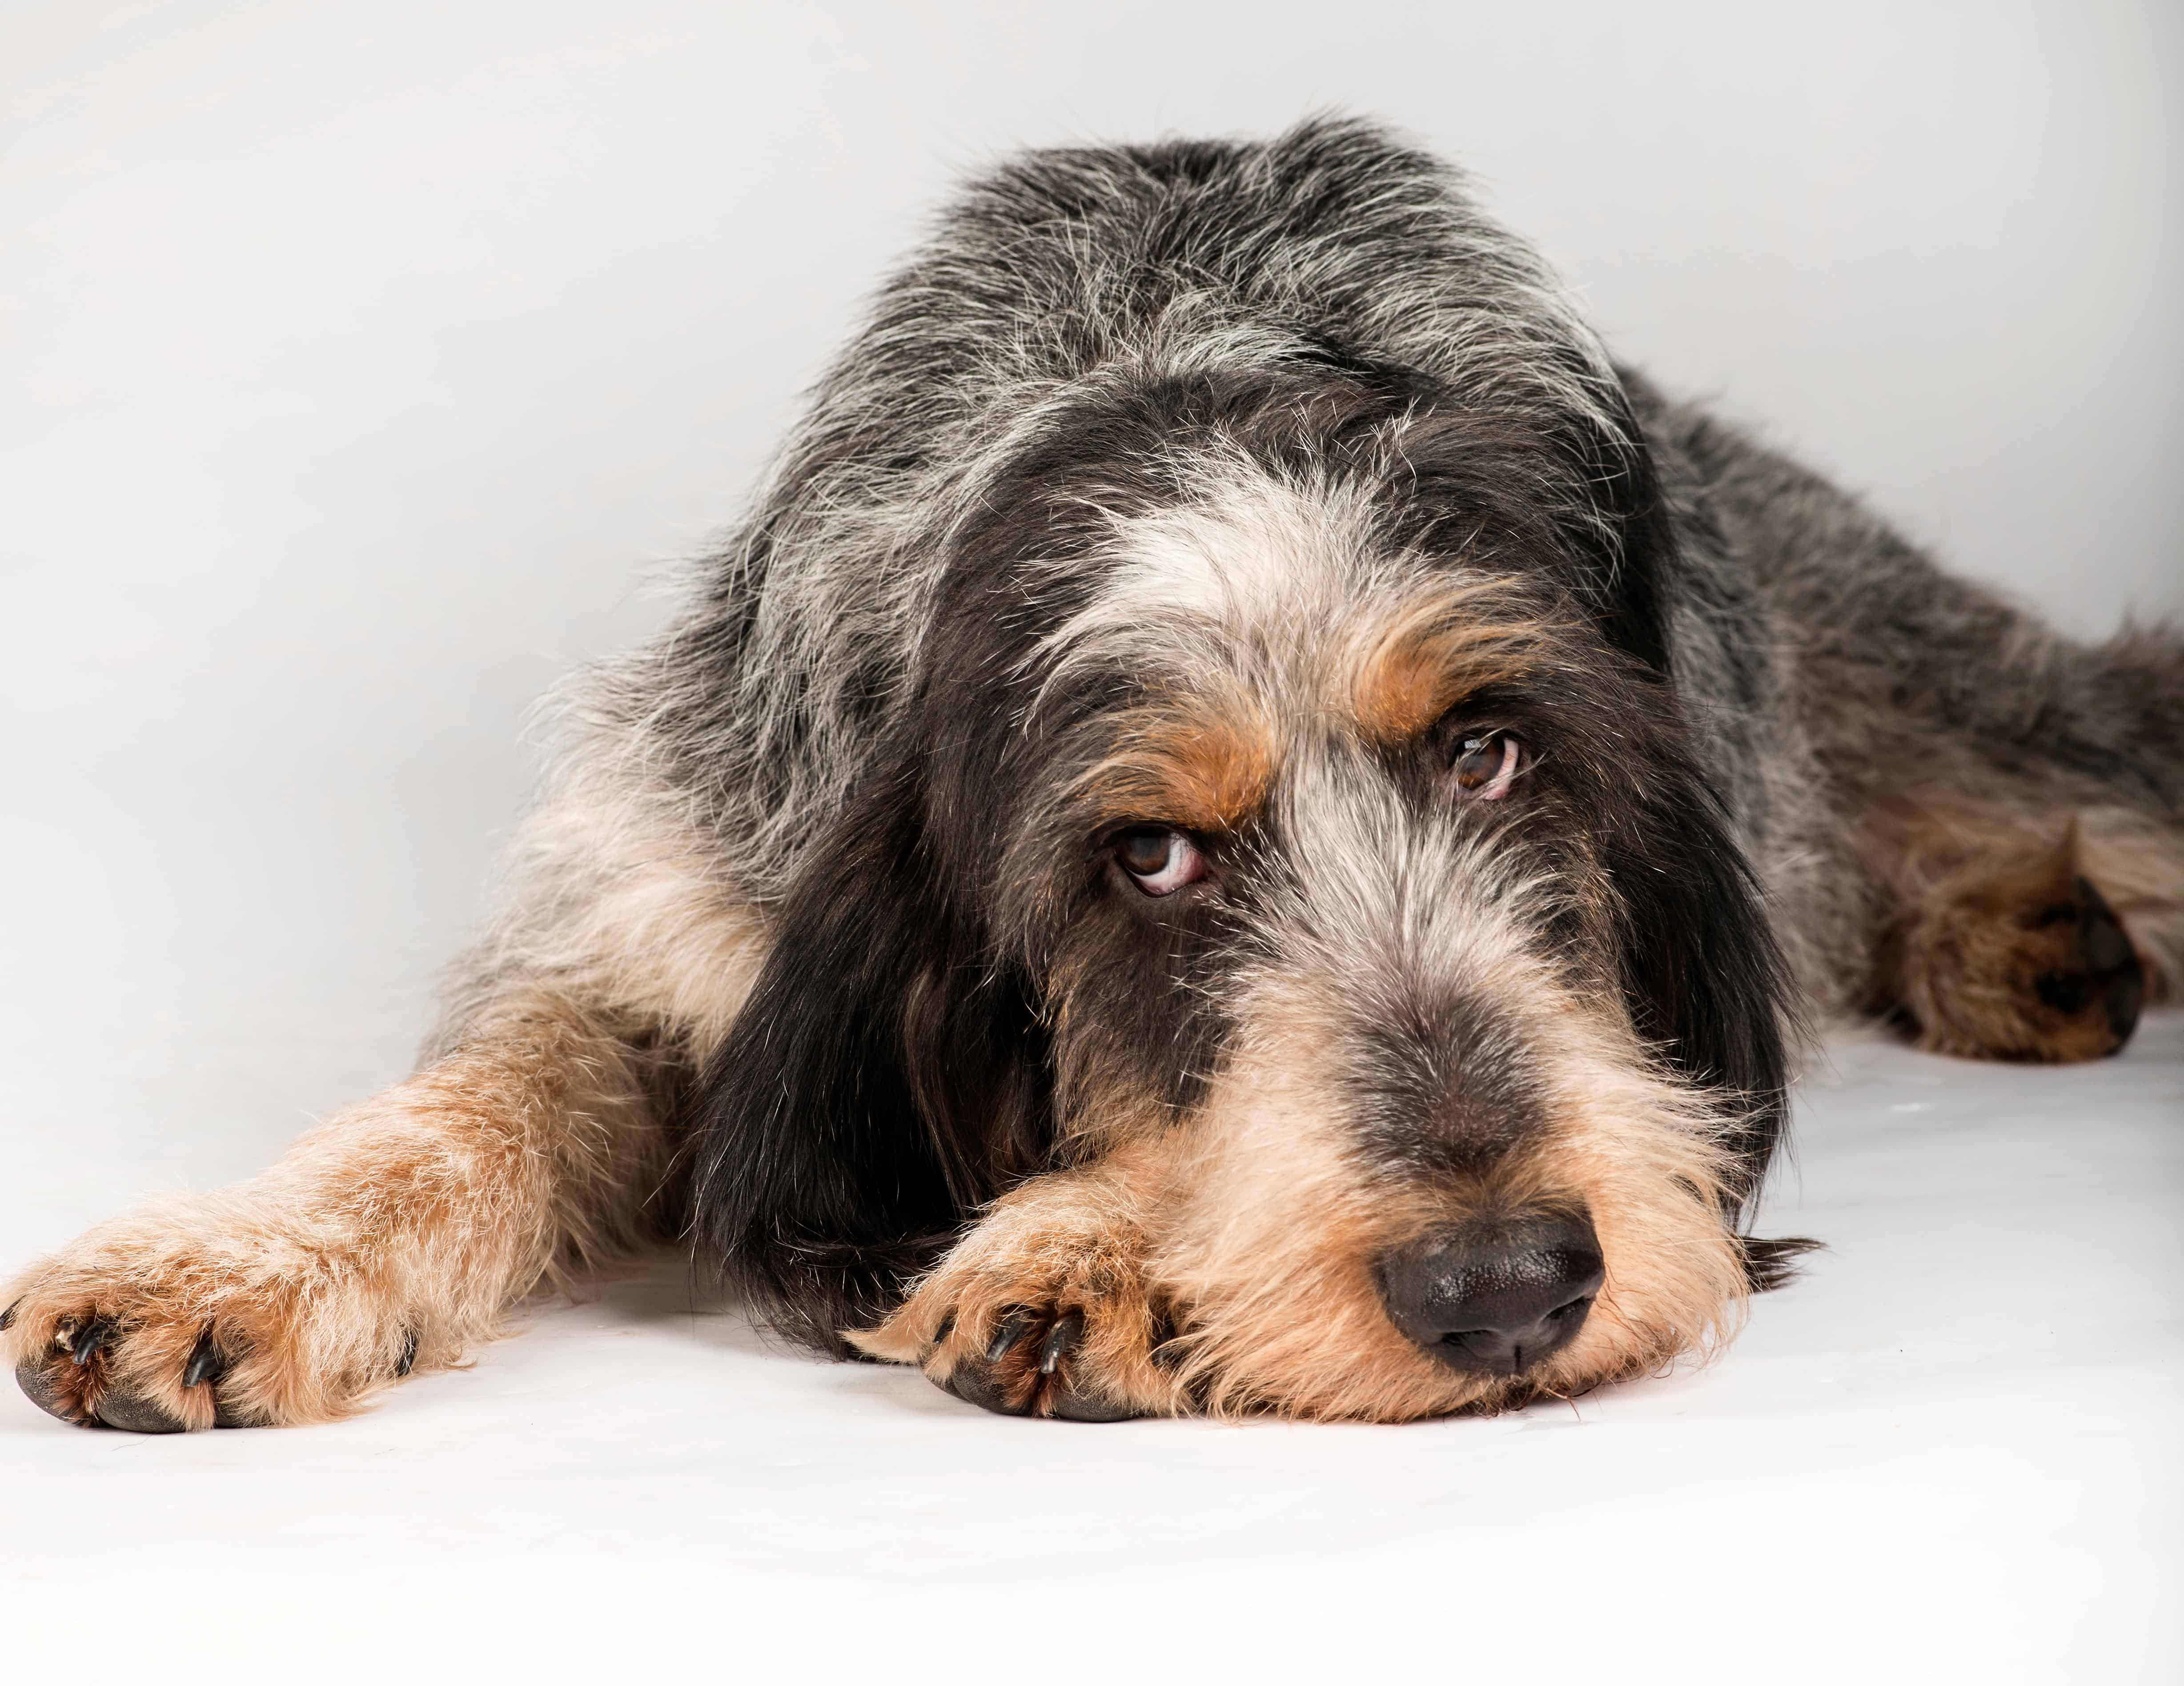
[8,119,2180,1430]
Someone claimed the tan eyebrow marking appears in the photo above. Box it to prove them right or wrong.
[1068,690,1281,834]
[1345,580,1556,745]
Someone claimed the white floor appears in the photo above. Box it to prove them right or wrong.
[4,950,2177,1679]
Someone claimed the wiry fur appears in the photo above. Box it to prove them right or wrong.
[8,118,2179,1431]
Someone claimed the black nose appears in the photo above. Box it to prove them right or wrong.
[1377,1212,1606,1377]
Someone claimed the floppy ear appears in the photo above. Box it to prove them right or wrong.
[1603,767,1795,1209]
[684,763,1050,1355]
[1582,372,1797,1203]
[1570,375,1677,678]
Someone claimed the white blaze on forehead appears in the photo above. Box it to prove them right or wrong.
[1032,459,1383,693]
[1105,467,1362,624]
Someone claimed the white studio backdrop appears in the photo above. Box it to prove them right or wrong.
[4,0,2178,1371]
[2,7,2181,1675]
[8,0,2180,1193]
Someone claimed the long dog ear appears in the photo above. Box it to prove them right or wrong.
[1572,374,1677,679]
[1587,370,1795,1203]
[684,765,1048,1356]
[1604,767,1795,1210]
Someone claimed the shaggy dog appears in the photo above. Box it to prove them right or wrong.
[8,119,2180,1429]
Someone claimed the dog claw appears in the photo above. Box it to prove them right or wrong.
[1039,1308,1082,1375]
[395,1328,418,1377]
[68,1320,113,1366]
[182,1331,229,1390]
[0,1299,17,1332]
[985,1308,1035,1363]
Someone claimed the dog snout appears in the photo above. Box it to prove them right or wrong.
[1376,1212,1605,1377]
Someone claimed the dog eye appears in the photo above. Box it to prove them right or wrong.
[1113,827,1205,895]
[1453,731,1522,800]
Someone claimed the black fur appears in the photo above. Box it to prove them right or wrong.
[669,120,1833,1374]
[687,755,1051,1356]
[685,350,1796,1345]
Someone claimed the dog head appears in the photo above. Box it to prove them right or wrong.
[690,332,1794,1419]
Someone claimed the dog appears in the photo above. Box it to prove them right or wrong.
[8,118,2180,1430]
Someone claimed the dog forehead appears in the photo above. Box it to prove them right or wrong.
[1030,459,1549,761]
[1094,463,1369,630]
[1031,460,1372,700]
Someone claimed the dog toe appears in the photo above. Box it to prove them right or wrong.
[982,1307,1036,1365]
[849,1179,1186,1420]
[91,1380,190,1434]
[935,1301,1143,1422]
[181,1329,229,1390]
[12,1316,211,1432]
[15,1317,116,1427]
[68,1317,115,1366]
[16,1348,80,1424]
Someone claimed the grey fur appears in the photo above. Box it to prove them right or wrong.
[1644,385,2184,1004]
[445,115,2179,1054]
[415,115,2179,1413]
[15,118,2179,1437]
[526,118,1634,909]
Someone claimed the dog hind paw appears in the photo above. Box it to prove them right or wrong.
[1904,841,2148,1062]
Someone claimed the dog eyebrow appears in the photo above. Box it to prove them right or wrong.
[1344,581,1557,745]
[1065,692,1281,833]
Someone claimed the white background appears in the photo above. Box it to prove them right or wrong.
[3,3,2179,1679]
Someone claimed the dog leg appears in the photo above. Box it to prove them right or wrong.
[3,999,674,1431]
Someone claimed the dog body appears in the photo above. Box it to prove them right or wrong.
[10,120,2180,1430]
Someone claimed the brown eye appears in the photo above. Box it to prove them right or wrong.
[1453,731,1522,800]
[1112,827,1206,895]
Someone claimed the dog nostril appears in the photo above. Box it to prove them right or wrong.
[1378,1212,1605,1379]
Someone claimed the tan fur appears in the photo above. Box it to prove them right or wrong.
[1152,972,1743,1422]
[1066,688,1282,837]
[860,956,1748,1425]
[1861,794,2180,1059]
[1529,1013,1753,1395]
[2076,806,2184,1003]
[1344,582,1557,746]
[1150,1014,1472,1422]
[3,1001,670,1427]
[853,1137,1193,1418]
[4,761,772,1429]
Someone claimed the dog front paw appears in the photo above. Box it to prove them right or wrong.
[4,1202,422,1432]
[850,1178,1185,1421]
